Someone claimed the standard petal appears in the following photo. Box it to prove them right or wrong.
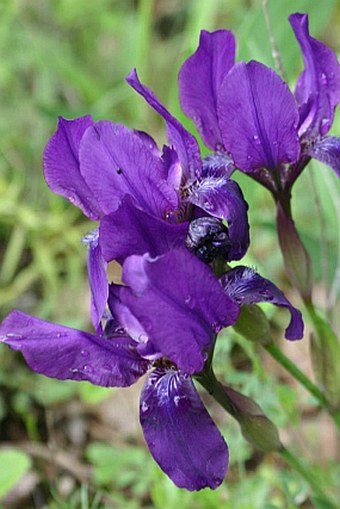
[179,29,236,150]
[79,121,178,217]
[188,175,249,261]
[43,116,102,220]
[218,61,300,172]
[99,196,189,263]
[0,311,150,387]
[305,136,340,178]
[140,368,228,490]
[220,266,304,340]
[126,69,202,180]
[290,13,340,138]
[118,249,239,374]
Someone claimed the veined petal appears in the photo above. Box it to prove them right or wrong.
[179,29,236,150]
[0,311,150,387]
[99,196,189,263]
[126,69,202,180]
[79,121,178,217]
[188,174,249,261]
[305,136,340,178]
[117,249,239,374]
[140,368,228,490]
[87,241,108,330]
[290,13,340,138]
[220,266,303,340]
[43,116,102,220]
[218,61,300,172]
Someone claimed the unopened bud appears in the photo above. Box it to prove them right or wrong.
[186,217,231,263]
[233,304,272,345]
[223,386,282,452]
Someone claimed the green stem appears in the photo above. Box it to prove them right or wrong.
[264,342,339,426]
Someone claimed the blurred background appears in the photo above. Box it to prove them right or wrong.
[0,0,339,507]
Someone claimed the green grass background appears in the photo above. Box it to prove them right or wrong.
[0,1,339,508]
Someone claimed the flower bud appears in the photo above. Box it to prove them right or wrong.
[276,202,312,302]
[233,304,272,345]
[186,217,232,263]
[223,386,282,452]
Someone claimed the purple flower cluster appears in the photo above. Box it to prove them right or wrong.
[179,13,340,197]
[2,12,332,492]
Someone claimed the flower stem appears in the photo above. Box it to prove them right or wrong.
[264,342,340,428]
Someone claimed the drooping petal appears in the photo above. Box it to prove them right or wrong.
[218,61,300,173]
[188,175,249,261]
[85,233,108,330]
[79,121,178,217]
[0,311,150,387]
[43,116,102,220]
[289,13,340,138]
[99,196,189,263]
[140,368,228,490]
[126,69,202,180]
[305,136,340,177]
[179,29,236,150]
[220,266,304,340]
[117,249,239,374]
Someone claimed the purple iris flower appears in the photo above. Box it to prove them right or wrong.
[0,246,303,489]
[43,75,250,327]
[0,248,239,490]
[178,13,340,197]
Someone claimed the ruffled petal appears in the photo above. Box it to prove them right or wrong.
[140,368,228,490]
[289,13,340,138]
[0,311,150,387]
[43,116,102,220]
[220,266,303,340]
[179,29,236,150]
[117,249,239,374]
[79,121,178,217]
[305,136,340,178]
[126,69,202,180]
[188,174,249,261]
[99,196,189,263]
[218,61,300,172]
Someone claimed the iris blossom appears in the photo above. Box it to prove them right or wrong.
[179,13,340,198]
[0,246,303,490]
[43,77,250,327]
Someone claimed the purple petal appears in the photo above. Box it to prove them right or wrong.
[43,116,102,220]
[218,61,300,172]
[117,249,239,374]
[220,266,304,340]
[305,136,340,178]
[0,311,150,387]
[188,176,249,261]
[126,69,202,180]
[140,368,228,490]
[99,196,189,263]
[79,121,178,217]
[290,13,340,138]
[87,239,108,330]
[133,129,161,157]
[179,30,236,150]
